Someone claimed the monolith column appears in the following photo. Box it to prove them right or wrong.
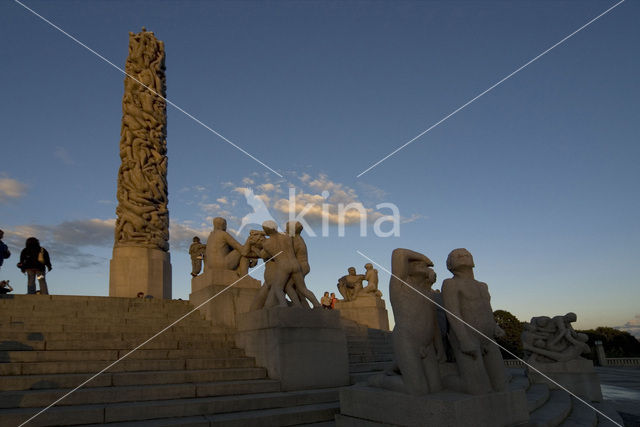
[109,28,171,299]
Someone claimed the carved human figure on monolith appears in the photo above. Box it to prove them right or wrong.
[369,248,443,395]
[522,312,590,363]
[337,267,365,301]
[442,248,507,395]
[251,221,320,310]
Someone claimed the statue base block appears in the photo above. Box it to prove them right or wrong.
[334,294,390,331]
[109,246,171,299]
[189,275,260,330]
[526,359,603,401]
[236,306,350,391]
[336,385,529,427]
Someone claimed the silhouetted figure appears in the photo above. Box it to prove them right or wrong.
[18,237,51,295]
[0,280,13,295]
[0,229,10,271]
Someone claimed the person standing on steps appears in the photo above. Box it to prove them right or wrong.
[0,229,10,274]
[17,237,52,295]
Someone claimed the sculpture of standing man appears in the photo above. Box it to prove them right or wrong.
[189,236,206,277]
[441,248,507,395]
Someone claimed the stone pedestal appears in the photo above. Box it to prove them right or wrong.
[236,306,350,391]
[189,272,261,330]
[526,358,603,401]
[336,385,529,427]
[109,246,171,299]
[334,294,390,331]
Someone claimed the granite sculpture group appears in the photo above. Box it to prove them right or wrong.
[104,29,605,427]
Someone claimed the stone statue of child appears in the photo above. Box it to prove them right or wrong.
[361,263,382,297]
[188,236,206,277]
[369,248,444,395]
[337,267,366,301]
[442,248,507,395]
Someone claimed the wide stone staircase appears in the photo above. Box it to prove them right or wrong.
[340,319,393,385]
[0,295,340,426]
[507,368,624,427]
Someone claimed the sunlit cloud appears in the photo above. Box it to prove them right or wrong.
[616,314,640,339]
[0,176,27,201]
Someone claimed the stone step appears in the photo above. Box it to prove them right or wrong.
[348,354,393,364]
[79,402,339,427]
[528,390,572,427]
[0,367,269,391]
[0,322,217,334]
[0,356,256,375]
[349,361,393,374]
[0,379,281,408]
[527,383,551,413]
[509,373,531,391]
[1,338,234,352]
[39,338,234,351]
[592,401,625,426]
[0,387,341,426]
[207,401,339,426]
[0,303,193,315]
[1,348,245,363]
[559,397,597,427]
[349,372,379,385]
[3,314,207,324]
[0,331,232,342]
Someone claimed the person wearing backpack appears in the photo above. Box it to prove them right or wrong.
[0,229,10,271]
[17,237,51,295]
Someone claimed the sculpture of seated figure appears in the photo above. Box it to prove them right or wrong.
[361,263,382,297]
[337,267,365,301]
[250,221,320,310]
[203,217,254,281]
[522,312,590,363]
[442,248,507,395]
[368,248,443,395]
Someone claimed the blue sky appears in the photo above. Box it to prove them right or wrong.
[0,0,638,334]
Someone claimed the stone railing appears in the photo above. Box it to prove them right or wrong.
[605,357,640,367]
[504,359,525,368]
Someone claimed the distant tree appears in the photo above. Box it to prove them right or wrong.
[577,327,640,358]
[493,309,524,359]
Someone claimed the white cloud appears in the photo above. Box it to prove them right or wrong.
[3,219,115,269]
[169,220,210,251]
[0,176,27,201]
[617,314,640,339]
[217,197,228,204]
[54,146,74,165]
